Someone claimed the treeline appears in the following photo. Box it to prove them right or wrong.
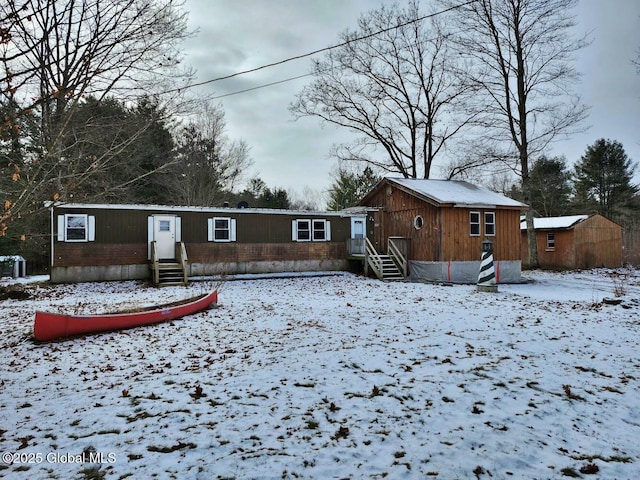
[0,0,295,271]
[509,139,639,228]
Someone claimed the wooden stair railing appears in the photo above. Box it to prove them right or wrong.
[388,237,407,279]
[150,242,189,286]
[365,237,405,281]
[151,241,160,286]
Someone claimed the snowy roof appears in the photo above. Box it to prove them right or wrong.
[373,178,527,209]
[520,215,589,230]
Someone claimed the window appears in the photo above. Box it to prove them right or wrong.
[470,212,480,236]
[313,220,326,240]
[296,219,311,241]
[57,214,95,242]
[546,233,555,251]
[484,212,496,236]
[293,219,331,242]
[158,220,171,232]
[207,217,236,242]
[66,215,87,241]
[413,215,424,230]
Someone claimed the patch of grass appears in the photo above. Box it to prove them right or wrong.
[147,441,196,453]
[77,467,106,480]
[190,384,207,399]
[562,385,586,401]
[602,386,624,394]
[294,382,316,388]
[305,419,320,430]
[332,426,349,440]
[560,467,581,477]
[125,410,158,423]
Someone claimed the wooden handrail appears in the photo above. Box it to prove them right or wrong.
[388,238,407,278]
[178,242,188,285]
[150,241,159,285]
[365,237,384,279]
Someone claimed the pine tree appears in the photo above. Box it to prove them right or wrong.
[527,156,572,217]
[327,166,380,211]
[572,139,638,222]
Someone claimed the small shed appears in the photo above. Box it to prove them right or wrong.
[520,214,622,269]
[0,255,27,279]
[358,178,527,283]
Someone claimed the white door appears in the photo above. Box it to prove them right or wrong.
[154,215,176,259]
[350,217,366,255]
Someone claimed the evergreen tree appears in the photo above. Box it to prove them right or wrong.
[511,156,571,216]
[327,166,380,211]
[572,139,638,222]
[258,187,291,209]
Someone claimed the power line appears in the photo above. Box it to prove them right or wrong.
[168,0,476,96]
[210,73,313,100]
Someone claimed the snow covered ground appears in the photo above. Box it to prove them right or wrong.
[1,269,639,479]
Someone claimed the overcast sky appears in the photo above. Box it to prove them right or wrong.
[181,0,640,200]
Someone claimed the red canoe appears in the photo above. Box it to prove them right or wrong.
[33,290,218,342]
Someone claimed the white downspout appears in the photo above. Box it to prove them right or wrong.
[50,205,54,275]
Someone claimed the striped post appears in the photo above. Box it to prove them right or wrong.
[477,239,498,293]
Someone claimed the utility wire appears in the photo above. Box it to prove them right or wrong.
[168,0,476,96]
[210,73,314,100]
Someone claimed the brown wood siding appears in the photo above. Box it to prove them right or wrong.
[53,243,148,267]
[189,242,346,264]
[53,206,354,267]
[574,215,622,268]
[362,185,522,262]
[54,241,347,267]
[94,209,149,243]
[55,207,352,245]
[521,215,622,269]
[440,208,520,261]
[529,230,576,269]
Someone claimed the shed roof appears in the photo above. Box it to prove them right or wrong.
[520,215,589,230]
[360,177,527,209]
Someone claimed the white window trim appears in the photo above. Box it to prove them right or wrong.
[292,219,311,242]
[469,211,481,237]
[57,214,95,242]
[293,219,331,242]
[484,211,496,236]
[208,217,236,242]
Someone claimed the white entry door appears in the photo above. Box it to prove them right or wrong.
[350,217,366,255]
[153,215,176,259]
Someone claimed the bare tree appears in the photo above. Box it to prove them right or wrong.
[168,102,252,207]
[0,0,193,235]
[441,0,589,268]
[290,1,475,180]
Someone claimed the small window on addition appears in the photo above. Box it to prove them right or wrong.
[484,212,495,236]
[546,233,555,251]
[413,215,424,230]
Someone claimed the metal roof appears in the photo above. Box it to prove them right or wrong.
[363,178,527,209]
